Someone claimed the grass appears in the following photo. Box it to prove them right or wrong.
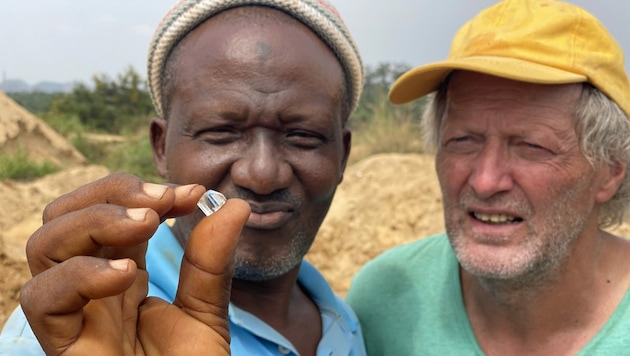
[102,132,164,183]
[67,128,164,184]
[349,95,426,164]
[0,148,61,181]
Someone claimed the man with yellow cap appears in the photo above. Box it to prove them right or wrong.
[346,0,630,354]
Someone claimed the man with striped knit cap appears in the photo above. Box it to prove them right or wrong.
[0,0,365,355]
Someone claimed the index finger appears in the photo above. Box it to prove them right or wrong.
[42,172,206,223]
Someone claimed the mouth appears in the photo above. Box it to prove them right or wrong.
[470,212,523,224]
[245,202,294,230]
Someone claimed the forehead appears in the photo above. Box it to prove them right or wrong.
[441,72,584,137]
[173,6,341,79]
[163,6,345,126]
[446,71,582,114]
[166,6,344,101]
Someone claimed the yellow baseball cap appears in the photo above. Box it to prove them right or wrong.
[389,0,630,118]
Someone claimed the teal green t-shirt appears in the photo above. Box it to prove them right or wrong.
[346,233,630,355]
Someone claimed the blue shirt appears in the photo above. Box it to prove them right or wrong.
[0,223,366,356]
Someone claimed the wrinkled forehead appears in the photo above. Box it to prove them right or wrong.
[446,71,582,112]
[161,6,347,121]
[174,6,333,66]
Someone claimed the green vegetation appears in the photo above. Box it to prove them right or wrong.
[350,92,427,164]
[0,148,60,181]
[348,62,427,163]
[46,66,155,135]
[5,62,428,182]
[7,91,64,116]
[103,135,163,184]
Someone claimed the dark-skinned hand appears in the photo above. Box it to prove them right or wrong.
[19,173,250,355]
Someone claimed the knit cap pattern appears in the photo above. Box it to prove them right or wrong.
[147,0,364,118]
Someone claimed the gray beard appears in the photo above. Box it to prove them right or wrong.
[232,229,313,282]
[448,172,593,298]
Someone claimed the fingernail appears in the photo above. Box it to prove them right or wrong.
[109,259,129,271]
[174,184,198,199]
[127,208,149,221]
[143,183,168,199]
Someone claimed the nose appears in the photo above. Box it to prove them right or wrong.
[467,142,514,198]
[230,133,292,195]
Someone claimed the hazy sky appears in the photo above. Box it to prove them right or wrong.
[1,1,628,85]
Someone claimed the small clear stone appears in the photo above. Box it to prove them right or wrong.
[197,190,227,216]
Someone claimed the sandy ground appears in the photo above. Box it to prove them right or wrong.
[2,90,630,330]
[0,90,447,328]
[0,152,442,326]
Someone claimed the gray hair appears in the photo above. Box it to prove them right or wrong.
[422,80,630,228]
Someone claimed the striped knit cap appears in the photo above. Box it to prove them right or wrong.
[147,0,364,118]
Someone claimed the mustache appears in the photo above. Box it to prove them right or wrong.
[458,190,532,216]
[226,188,302,209]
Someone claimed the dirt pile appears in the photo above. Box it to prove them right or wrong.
[3,156,630,327]
[0,92,109,326]
[305,153,444,296]
[0,165,110,326]
[0,165,112,261]
[0,91,85,167]
[2,92,630,329]
[0,150,441,327]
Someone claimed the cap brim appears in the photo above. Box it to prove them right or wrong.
[388,56,587,104]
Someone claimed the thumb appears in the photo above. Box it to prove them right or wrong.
[174,198,250,337]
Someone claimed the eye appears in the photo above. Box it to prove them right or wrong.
[516,139,550,151]
[515,140,555,160]
[196,126,241,144]
[286,130,327,149]
[442,135,479,154]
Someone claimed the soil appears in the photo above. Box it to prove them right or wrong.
[2,90,629,330]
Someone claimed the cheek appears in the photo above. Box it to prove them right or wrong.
[293,154,343,200]
[435,154,467,194]
[164,139,234,186]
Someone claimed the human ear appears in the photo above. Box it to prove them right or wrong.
[338,128,352,184]
[149,117,169,180]
[595,161,627,203]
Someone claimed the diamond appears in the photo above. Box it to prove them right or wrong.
[197,190,227,216]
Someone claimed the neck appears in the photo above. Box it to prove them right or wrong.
[473,250,565,307]
[230,263,323,355]
[462,230,630,355]
[230,264,303,322]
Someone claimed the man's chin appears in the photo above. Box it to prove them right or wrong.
[232,259,298,282]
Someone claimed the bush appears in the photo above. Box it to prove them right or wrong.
[0,149,60,181]
[6,91,64,116]
[71,132,110,163]
[103,133,163,183]
[349,94,428,164]
[42,112,86,137]
[48,67,155,135]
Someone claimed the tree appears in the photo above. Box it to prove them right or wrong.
[48,66,155,134]
[346,62,430,162]
[351,62,426,126]
[5,91,64,115]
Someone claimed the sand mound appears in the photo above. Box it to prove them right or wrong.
[1,93,629,329]
[0,165,111,325]
[0,91,107,262]
[0,93,109,326]
[305,153,444,296]
[3,152,630,327]
[0,165,112,259]
[0,151,440,327]
[0,91,85,167]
